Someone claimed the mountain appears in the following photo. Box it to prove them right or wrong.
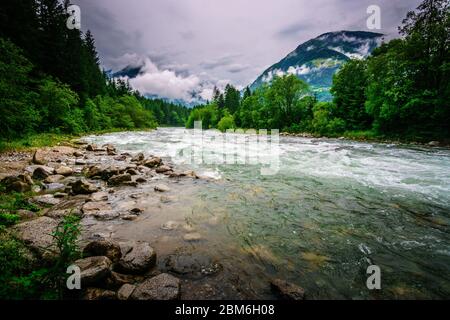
[249,31,384,100]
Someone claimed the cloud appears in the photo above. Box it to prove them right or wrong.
[73,0,423,101]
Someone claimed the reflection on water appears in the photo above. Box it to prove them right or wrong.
[85,128,450,299]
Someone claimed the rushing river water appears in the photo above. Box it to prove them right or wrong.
[85,128,450,299]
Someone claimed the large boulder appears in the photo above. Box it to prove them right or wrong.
[270,279,305,300]
[131,273,180,300]
[116,241,157,274]
[32,150,47,165]
[14,217,58,259]
[71,178,97,194]
[83,240,122,263]
[74,256,112,286]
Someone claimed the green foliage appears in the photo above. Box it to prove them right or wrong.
[0,214,82,300]
[217,114,235,132]
[0,191,39,227]
[331,59,371,130]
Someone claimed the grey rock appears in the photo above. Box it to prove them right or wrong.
[83,240,122,263]
[116,241,157,274]
[74,256,112,286]
[131,273,180,300]
[117,284,136,300]
[71,178,97,194]
[14,217,58,259]
[82,287,116,300]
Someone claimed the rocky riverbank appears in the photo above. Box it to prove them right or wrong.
[0,139,306,300]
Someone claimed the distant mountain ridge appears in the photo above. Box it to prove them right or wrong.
[249,30,384,100]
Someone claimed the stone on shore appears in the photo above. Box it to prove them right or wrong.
[71,178,97,194]
[32,166,55,180]
[155,165,172,173]
[116,241,157,274]
[82,288,116,300]
[270,279,305,300]
[32,150,47,165]
[74,256,112,286]
[143,157,162,168]
[131,152,144,162]
[31,194,61,206]
[83,240,122,263]
[131,273,180,300]
[55,165,73,176]
[14,217,58,259]
[90,191,109,202]
[117,284,136,300]
[108,173,132,186]
[154,184,170,192]
[44,174,65,184]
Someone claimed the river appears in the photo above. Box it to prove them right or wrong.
[84,127,450,299]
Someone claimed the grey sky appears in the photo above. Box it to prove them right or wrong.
[72,0,422,101]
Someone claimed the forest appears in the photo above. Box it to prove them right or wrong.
[187,0,449,142]
[0,0,189,144]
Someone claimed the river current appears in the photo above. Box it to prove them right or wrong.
[85,128,450,299]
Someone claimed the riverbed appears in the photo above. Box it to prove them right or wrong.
[84,128,450,299]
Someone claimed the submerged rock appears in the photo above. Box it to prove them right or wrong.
[183,232,202,242]
[270,279,305,300]
[131,273,180,300]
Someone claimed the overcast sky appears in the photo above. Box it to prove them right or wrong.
[72,0,422,101]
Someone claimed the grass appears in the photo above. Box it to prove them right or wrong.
[0,127,157,153]
[0,133,75,153]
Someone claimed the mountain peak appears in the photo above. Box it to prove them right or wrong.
[250,30,384,100]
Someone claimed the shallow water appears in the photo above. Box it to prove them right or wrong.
[85,128,450,299]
